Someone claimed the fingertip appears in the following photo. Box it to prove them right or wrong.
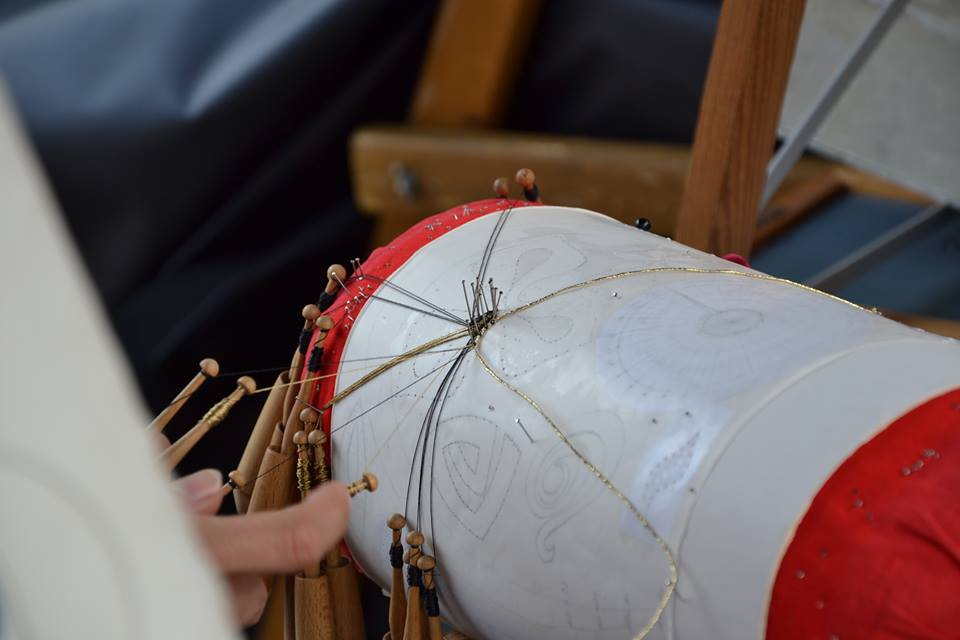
[307,482,350,532]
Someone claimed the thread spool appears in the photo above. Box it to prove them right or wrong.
[147,358,219,434]
[159,376,255,470]
[388,513,408,640]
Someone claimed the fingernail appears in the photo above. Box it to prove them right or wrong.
[177,469,222,502]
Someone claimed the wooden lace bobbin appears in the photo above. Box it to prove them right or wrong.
[323,473,377,640]
[294,574,336,640]
[417,555,442,640]
[290,432,336,640]
[387,513,408,640]
[234,370,289,513]
[147,358,219,434]
[280,318,331,461]
[402,531,427,640]
[492,177,510,199]
[218,470,246,500]
[282,304,320,426]
[307,428,330,486]
[515,167,542,203]
[316,264,347,312]
[247,423,293,515]
[159,376,256,470]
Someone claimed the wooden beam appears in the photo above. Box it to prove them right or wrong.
[410,0,542,128]
[350,126,843,247]
[675,0,807,257]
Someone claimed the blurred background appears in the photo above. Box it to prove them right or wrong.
[1,1,957,636]
[0,0,957,564]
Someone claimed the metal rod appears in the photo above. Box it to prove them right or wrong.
[762,0,910,208]
[804,202,947,292]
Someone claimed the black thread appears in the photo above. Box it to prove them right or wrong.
[316,290,335,311]
[308,345,324,372]
[390,545,403,568]
[298,328,312,355]
[523,184,539,202]
[407,565,422,587]
[424,587,440,617]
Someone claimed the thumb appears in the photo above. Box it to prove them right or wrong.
[173,469,225,515]
[197,482,350,575]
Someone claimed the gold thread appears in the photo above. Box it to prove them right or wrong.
[473,343,676,639]
[499,267,869,323]
[320,328,471,410]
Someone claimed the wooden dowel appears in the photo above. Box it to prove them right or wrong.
[235,370,288,513]
[388,514,408,640]
[147,358,219,434]
[294,574,336,640]
[159,376,255,470]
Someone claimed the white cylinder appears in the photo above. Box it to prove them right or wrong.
[329,205,960,640]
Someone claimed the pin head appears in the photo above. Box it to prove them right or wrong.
[199,358,220,378]
[634,218,652,232]
[388,513,407,531]
[236,376,257,395]
[327,264,347,285]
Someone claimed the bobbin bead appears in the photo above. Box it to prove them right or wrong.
[315,315,335,331]
[388,513,407,531]
[361,472,378,493]
[300,407,319,425]
[302,304,320,321]
[237,376,257,394]
[493,177,510,198]
[327,264,347,284]
[416,555,436,572]
[199,358,220,378]
[293,430,307,446]
[515,168,536,190]
[406,531,425,546]
[307,429,327,446]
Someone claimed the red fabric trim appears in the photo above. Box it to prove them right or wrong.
[766,388,960,639]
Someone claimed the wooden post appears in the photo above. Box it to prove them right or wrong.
[675,0,807,257]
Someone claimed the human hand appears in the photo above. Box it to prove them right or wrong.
[173,469,350,627]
